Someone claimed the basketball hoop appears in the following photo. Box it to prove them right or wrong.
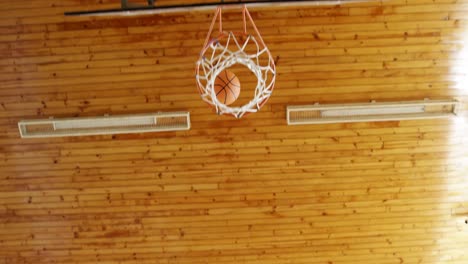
[195,6,276,118]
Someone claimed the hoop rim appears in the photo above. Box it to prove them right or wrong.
[195,31,276,118]
[195,6,276,118]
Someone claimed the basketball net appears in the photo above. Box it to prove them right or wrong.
[195,6,277,119]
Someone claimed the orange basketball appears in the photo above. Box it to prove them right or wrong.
[214,70,241,105]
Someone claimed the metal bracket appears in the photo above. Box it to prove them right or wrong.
[121,0,155,9]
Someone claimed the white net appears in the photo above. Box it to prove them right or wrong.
[195,7,276,118]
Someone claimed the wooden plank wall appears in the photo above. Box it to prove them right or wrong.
[1,0,467,263]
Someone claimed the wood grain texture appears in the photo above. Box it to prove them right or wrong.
[0,0,467,263]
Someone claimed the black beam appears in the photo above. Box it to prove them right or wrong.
[65,0,345,17]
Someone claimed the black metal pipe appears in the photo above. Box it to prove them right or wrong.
[65,0,348,17]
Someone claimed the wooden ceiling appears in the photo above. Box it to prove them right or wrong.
[1,0,467,263]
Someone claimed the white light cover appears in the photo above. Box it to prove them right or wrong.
[18,112,190,138]
[287,99,459,125]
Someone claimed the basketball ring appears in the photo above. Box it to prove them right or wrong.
[195,6,277,118]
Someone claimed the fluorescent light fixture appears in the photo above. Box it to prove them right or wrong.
[287,99,459,125]
[320,105,425,117]
[18,112,190,138]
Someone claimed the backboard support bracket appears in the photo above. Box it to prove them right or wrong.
[120,0,156,9]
